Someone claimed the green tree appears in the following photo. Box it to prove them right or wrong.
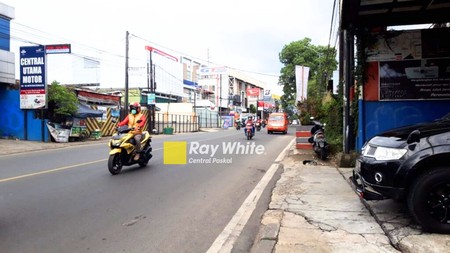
[46,81,78,122]
[249,104,256,114]
[278,38,341,152]
[279,38,337,112]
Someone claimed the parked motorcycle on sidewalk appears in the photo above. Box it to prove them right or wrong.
[308,117,329,160]
[107,123,153,175]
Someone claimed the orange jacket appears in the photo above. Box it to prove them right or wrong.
[118,112,146,134]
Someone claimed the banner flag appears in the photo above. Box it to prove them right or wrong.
[295,65,310,101]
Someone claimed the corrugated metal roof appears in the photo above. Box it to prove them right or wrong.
[341,0,450,29]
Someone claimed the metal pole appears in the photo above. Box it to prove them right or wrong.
[219,74,223,128]
[150,50,156,132]
[124,31,129,117]
[193,87,196,115]
[145,51,150,132]
[343,29,354,153]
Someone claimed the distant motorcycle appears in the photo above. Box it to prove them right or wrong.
[245,122,254,140]
[308,117,329,160]
[236,120,241,130]
[107,123,153,175]
[255,121,261,131]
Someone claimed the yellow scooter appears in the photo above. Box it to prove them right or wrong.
[107,124,152,175]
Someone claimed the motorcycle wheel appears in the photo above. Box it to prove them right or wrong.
[247,133,250,140]
[319,148,328,160]
[108,153,123,175]
[138,155,149,167]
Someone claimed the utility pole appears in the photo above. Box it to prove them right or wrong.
[219,74,222,115]
[124,31,129,117]
[149,49,156,131]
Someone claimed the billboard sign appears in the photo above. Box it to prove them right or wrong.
[199,66,228,76]
[45,44,71,54]
[246,87,260,97]
[19,45,47,109]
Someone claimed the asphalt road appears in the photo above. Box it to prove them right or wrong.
[0,127,295,253]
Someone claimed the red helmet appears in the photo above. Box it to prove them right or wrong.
[130,102,141,113]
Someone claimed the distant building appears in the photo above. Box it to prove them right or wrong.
[0,2,15,86]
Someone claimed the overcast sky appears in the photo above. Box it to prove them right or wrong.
[4,0,339,94]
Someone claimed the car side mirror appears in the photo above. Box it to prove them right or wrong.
[407,130,421,144]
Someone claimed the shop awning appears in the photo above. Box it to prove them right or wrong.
[74,103,103,118]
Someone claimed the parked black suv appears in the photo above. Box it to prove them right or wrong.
[351,112,450,234]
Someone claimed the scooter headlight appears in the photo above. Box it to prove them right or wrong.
[111,140,122,147]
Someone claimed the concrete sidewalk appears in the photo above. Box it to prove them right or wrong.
[250,147,398,253]
[249,146,449,253]
[0,138,109,156]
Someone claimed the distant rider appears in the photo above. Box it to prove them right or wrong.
[244,115,255,135]
[235,118,241,128]
[118,102,146,160]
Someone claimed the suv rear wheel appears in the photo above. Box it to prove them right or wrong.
[407,167,450,234]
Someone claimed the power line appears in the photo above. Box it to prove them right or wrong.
[130,33,280,79]
[6,18,282,86]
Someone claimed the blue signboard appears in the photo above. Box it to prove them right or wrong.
[147,93,156,105]
[19,45,47,109]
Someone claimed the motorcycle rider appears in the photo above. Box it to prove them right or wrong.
[244,115,255,135]
[235,118,241,130]
[118,102,146,160]
[256,116,262,130]
[262,118,267,128]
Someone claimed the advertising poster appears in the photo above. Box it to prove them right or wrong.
[46,123,70,143]
[379,58,450,100]
[221,116,233,129]
[19,45,47,109]
[366,30,422,62]
[369,28,450,101]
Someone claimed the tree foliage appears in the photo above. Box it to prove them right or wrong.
[278,38,342,152]
[47,81,78,122]
[249,104,256,114]
[279,38,337,111]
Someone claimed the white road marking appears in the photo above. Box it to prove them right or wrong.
[206,138,295,253]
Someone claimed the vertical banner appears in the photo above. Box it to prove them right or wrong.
[19,45,47,109]
[295,65,310,102]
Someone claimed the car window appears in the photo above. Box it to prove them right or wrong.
[269,116,284,120]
